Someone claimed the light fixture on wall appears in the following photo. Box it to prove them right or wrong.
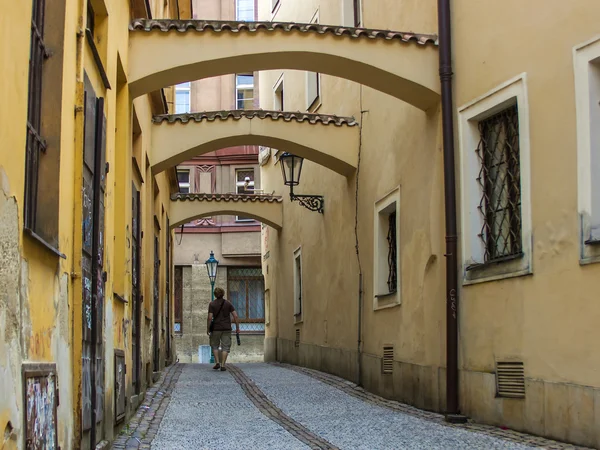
[279,152,324,213]
[205,250,219,302]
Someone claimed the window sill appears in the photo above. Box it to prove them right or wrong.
[307,97,322,113]
[24,228,66,259]
[465,252,524,271]
[463,252,532,285]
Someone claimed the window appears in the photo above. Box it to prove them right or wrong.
[24,0,66,254]
[353,0,362,27]
[236,0,254,21]
[574,36,600,264]
[228,268,265,333]
[476,105,522,262]
[374,188,400,309]
[306,12,321,111]
[236,74,254,110]
[458,74,532,284]
[177,169,190,193]
[174,266,183,333]
[25,0,49,234]
[236,168,255,221]
[87,1,95,35]
[293,248,302,320]
[236,168,255,194]
[274,76,284,111]
[175,82,191,114]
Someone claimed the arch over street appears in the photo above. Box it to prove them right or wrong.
[151,110,359,177]
[129,20,440,111]
[170,193,283,230]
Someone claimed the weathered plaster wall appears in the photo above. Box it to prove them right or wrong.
[258,0,443,386]
[452,1,600,447]
[259,0,600,447]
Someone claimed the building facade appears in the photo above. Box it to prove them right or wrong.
[256,0,600,448]
[172,0,266,363]
[2,0,600,448]
[0,0,190,448]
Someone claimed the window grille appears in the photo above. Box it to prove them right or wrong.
[24,0,49,231]
[476,105,522,262]
[228,268,265,332]
[387,212,397,292]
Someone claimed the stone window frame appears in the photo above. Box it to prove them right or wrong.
[574,35,600,264]
[373,187,401,311]
[458,73,533,285]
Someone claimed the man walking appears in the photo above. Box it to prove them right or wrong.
[207,287,240,371]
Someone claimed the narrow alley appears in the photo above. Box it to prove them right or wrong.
[113,363,584,450]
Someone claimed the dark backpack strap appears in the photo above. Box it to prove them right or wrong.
[213,299,226,321]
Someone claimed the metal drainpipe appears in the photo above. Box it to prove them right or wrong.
[437,0,467,423]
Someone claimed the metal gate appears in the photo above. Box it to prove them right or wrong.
[81,75,106,447]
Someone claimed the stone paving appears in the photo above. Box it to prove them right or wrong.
[115,362,592,450]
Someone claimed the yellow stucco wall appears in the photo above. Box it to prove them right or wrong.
[0,0,179,447]
[258,0,600,447]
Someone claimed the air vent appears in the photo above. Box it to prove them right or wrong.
[295,329,300,347]
[382,345,394,374]
[496,361,525,398]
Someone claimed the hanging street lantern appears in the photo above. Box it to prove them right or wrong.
[205,250,219,301]
[279,152,324,213]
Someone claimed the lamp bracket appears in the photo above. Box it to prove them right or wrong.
[290,193,324,214]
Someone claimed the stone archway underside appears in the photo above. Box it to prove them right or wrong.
[151,110,359,177]
[129,20,440,111]
[170,193,283,230]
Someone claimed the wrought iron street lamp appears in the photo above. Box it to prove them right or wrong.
[279,152,324,213]
[205,250,219,302]
[205,250,219,364]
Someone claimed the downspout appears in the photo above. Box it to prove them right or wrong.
[437,0,466,423]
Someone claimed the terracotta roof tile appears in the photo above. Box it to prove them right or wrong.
[130,19,438,46]
[172,193,283,203]
[153,110,358,127]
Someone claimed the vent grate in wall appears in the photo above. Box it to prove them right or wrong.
[382,345,394,374]
[496,361,525,398]
[295,329,300,347]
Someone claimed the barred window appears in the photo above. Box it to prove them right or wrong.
[387,213,397,292]
[228,267,265,333]
[476,105,522,262]
[25,0,48,236]
[24,0,65,254]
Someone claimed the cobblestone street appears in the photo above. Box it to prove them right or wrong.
[114,363,589,450]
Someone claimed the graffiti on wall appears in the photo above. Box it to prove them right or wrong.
[23,364,58,449]
[114,350,126,424]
